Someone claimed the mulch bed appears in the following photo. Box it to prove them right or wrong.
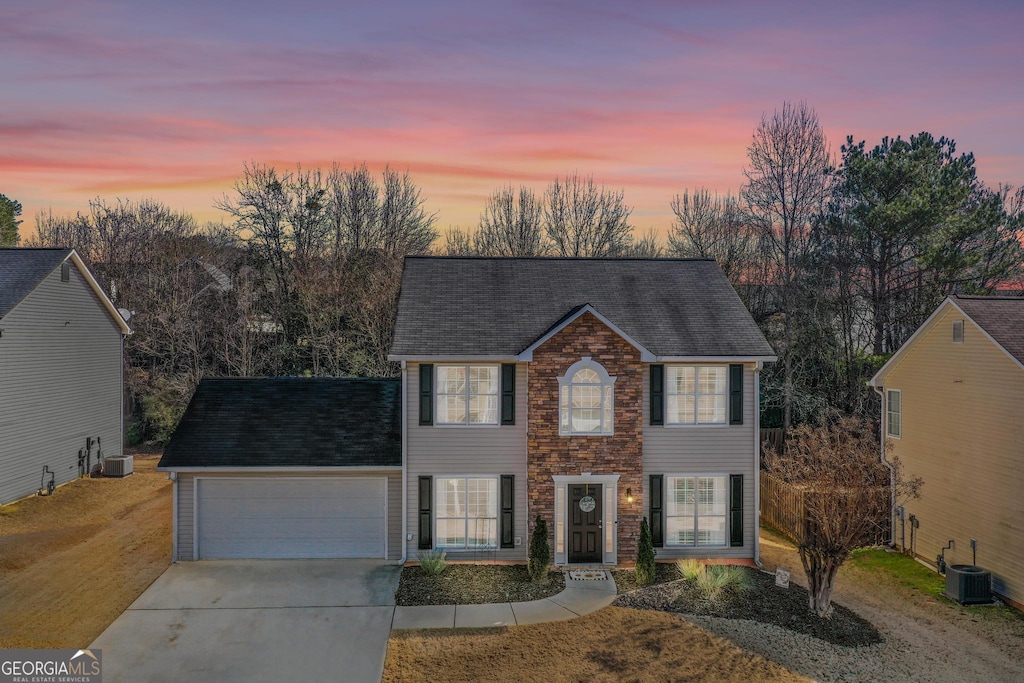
[613,567,882,647]
[396,565,565,606]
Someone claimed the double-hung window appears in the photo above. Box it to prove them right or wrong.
[886,389,901,438]
[666,366,727,424]
[558,357,615,435]
[435,477,498,549]
[665,475,727,547]
[436,365,499,425]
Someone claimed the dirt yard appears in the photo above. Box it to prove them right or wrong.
[384,606,808,683]
[0,452,171,649]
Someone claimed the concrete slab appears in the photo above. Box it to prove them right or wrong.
[93,560,399,683]
[563,576,617,594]
[509,599,578,625]
[392,605,456,630]
[454,602,516,628]
[129,559,400,609]
[92,605,394,683]
[547,589,616,616]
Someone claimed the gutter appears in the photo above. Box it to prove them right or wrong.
[169,471,178,562]
[753,361,762,568]
[400,360,408,565]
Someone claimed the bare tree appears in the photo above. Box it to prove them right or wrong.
[441,227,476,256]
[764,417,922,618]
[668,189,751,283]
[743,101,832,428]
[544,173,634,257]
[476,185,547,256]
[623,228,664,258]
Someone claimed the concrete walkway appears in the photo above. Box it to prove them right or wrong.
[392,571,618,630]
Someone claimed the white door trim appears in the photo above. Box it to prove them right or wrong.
[552,474,619,565]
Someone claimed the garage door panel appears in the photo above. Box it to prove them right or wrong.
[197,477,386,559]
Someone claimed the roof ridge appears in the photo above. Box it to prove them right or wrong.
[404,255,716,262]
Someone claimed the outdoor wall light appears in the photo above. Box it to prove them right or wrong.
[626,487,634,504]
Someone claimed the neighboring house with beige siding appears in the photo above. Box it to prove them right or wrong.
[391,257,775,567]
[869,295,1024,610]
[0,248,130,505]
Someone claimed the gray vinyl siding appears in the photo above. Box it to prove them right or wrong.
[173,471,403,562]
[0,262,123,505]
[406,362,529,562]
[642,364,758,559]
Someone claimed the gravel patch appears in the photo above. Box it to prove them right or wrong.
[395,565,565,606]
[614,569,880,646]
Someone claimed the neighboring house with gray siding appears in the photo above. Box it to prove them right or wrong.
[0,248,130,505]
[392,257,775,567]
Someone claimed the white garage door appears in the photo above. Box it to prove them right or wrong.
[196,477,386,559]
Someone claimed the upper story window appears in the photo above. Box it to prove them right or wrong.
[559,357,615,435]
[886,389,901,439]
[952,320,964,343]
[436,365,499,425]
[667,366,727,424]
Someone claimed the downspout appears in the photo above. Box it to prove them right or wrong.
[399,360,408,565]
[753,361,762,568]
[169,471,178,562]
[872,384,896,547]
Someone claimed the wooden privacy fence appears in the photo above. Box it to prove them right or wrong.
[760,471,890,547]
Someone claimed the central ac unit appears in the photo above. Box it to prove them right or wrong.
[103,455,134,478]
[944,564,991,604]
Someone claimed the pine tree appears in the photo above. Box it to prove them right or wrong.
[635,516,656,586]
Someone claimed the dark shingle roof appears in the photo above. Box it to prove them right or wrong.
[954,295,1024,365]
[391,257,774,358]
[0,248,72,317]
[158,378,402,468]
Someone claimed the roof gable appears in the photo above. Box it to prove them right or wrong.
[870,296,1024,386]
[0,248,131,334]
[158,378,402,469]
[390,257,775,360]
[519,304,655,361]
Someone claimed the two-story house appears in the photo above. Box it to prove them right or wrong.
[869,295,1024,610]
[391,257,775,566]
[0,248,131,504]
[159,256,774,566]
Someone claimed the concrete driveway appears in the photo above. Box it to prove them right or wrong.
[91,560,401,683]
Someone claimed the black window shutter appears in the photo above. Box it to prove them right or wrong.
[650,364,664,425]
[729,364,744,425]
[649,474,664,547]
[500,475,514,548]
[729,474,743,547]
[418,476,433,549]
[419,364,434,426]
[501,364,516,425]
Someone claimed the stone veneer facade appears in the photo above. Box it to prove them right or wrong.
[527,311,644,564]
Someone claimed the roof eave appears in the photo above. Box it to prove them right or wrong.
[68,251,133,335]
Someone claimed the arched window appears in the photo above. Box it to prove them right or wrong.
[558,357,615,435]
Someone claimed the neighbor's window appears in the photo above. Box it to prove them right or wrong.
[666,366,727,424]
[953,320,964,343]
[436,365,499,425]
[435,477,498,549]
[665,475,727,547]
[886,389,901,438]
[558,357,615,435]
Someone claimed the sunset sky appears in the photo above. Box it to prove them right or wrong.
[2,0,1022,238]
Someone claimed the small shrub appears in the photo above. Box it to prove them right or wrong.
[418,549,447,576]
[528,516,551,583]
[676,559,703,582]
[693,565,755,606]
[635,517,656,586]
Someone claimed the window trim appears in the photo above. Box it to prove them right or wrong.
[663,473,729,548]
[886,388,902,439]
[665,365,729,426]
[434,364,500,426]
[558,357,616,436]
[433,475,500,551]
